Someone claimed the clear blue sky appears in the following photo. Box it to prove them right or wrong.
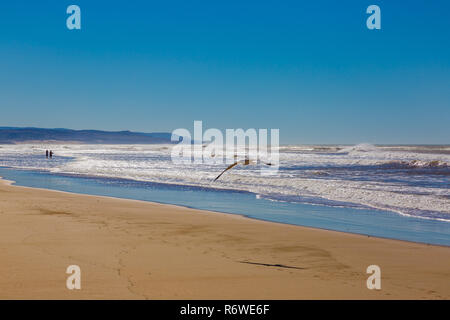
[0,0,449,144]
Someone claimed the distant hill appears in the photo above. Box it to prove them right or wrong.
[0,127,180,144]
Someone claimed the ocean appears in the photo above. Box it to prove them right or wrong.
[0,143,449,245]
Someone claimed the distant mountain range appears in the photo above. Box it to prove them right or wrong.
[0,127,179,144]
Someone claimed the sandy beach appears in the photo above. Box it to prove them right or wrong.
[0,178,449,300]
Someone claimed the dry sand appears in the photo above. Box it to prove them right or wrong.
[0,178,449,299]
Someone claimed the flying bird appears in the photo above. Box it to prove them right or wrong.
[213,159,273,181]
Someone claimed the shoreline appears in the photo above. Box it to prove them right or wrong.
[1,166,448,247]
[2,175,448,249]
[0,178,449,299]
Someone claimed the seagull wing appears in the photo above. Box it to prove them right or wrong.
[214,161,240,181]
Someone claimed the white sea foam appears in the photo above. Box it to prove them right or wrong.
[0,143,449,221]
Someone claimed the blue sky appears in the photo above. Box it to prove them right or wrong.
[0,0,449,144]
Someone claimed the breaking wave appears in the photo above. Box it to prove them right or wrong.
[0,143,449,222]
